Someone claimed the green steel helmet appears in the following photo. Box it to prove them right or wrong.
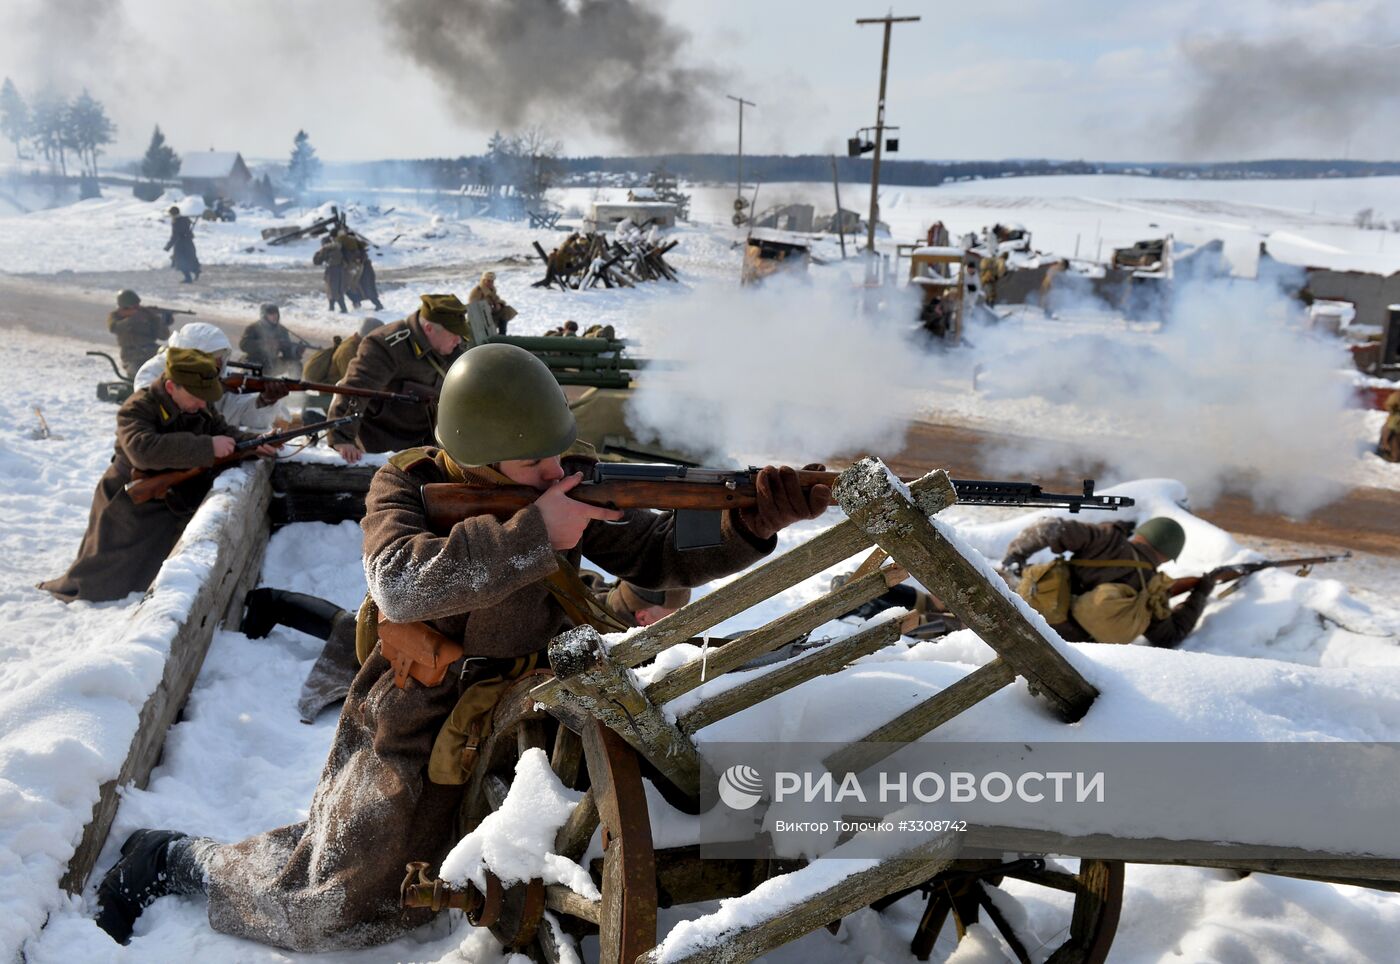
[434,343,576,466]
[116,289,141,309]
[1135,517,1186,561]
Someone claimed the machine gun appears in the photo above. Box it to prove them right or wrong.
[87,351,135,403]
[422,464,1132,550]
[1168,553,1350,599]
[124,416,357,505]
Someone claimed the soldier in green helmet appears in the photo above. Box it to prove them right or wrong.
[95,343,832,951]
[1001,515,1225,647]
[106,289,172,377]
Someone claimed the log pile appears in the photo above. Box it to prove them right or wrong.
[533,226,680,291]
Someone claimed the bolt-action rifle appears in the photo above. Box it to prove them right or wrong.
[222,372,434,404]
[124,416,357,505]
[421,463,1133,550]
[1168,553,1350,599]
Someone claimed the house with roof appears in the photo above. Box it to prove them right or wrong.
[178,150,253,202]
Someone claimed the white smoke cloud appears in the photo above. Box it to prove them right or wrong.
[625,275,926,466]
[624,259,1354,519]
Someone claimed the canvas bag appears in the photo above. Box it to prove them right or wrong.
[1071,568,1174,644]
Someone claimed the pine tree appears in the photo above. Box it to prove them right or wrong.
[286,129,321,195]
[141,125,180,181]
[0,78,29,160]
[67,89,115,176]
[28,88,69,173]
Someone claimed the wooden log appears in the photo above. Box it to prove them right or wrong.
[833,459,1098,723]
[530,518,874,710]
[645,565,908,707]
[537,911,586,964]
[960,823,1400,883]
[545,626,705,798]
[61,461,273,893]
[636,831,959,964]
[554,789,600,862]
[550,726,585,790]
[824,659,1016,777]
[270,460,376,527]
[545,886,601,925]
[677,615,911,734]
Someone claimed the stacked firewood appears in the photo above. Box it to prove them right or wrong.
[532,224,680,290]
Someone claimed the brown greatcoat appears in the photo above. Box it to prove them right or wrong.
[165,215,200,278]
[313,239,347,311]
[107,307,172,377]
[1380,391,1400,463]
[326,313,460,453]
[1005,518,1211,648]
[38,384,245,602]
[197,448,773,951]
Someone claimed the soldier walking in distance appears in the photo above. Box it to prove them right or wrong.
[1380,390,1400,463]
[164,205,201,283]
[339,230,385,311]
[38,348,276,603]
[94,343,831,950]
[327,294,468,462]
[313,232,348,313]
[467,270,517,335]
[107,289,172,377]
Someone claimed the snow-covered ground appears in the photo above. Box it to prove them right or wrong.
[2,174,1400,961]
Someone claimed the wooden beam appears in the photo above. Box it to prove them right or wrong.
[545,626,705,799]
[554,789,599,862]
[961,823,1400,884]
[635,832,959,964]
[824,659,1016,776]
[644,564,908,706]
[61,461,272,893]
[677,616,909,734]
[833,459,1098,723]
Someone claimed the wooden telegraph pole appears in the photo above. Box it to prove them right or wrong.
[856,13,920,273]
[727,94,756,225]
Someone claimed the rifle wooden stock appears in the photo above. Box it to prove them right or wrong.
[1168,554,1349,599]
[223,374,434,403]
[422,472,843,531]
[125,451,260,504]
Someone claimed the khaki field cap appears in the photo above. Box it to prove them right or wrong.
[611,582,691,614]
[164,347,225,402]
[419,293,471,336]
[434,344,576,466]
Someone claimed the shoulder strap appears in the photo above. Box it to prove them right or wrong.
[1069,558,1156,570]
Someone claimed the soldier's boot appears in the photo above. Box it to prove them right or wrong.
[371,298,384,311]
[241,587,342,641]
[94,829,193,943]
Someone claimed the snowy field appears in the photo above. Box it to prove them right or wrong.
[1,173,1399,961]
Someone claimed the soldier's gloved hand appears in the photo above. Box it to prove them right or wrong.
[537,473,624,550]
[258,381,292,405]
[1001,553,1028,577]
[739,465,831,541]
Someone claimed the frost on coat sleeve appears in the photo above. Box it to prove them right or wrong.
[362,464,560,623]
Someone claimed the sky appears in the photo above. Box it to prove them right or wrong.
[2,0,1399,164]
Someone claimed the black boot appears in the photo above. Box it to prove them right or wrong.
[241,587,343,641]
[94,829,188,944]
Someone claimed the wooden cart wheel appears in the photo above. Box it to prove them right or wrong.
[872,857,1124,964]
[458,678,659,964]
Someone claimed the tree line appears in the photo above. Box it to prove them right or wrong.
[1,78,116,178]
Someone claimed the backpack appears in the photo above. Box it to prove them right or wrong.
[1017,559,1073,624]
[1070,570,1173,644]
[302,336,342,382]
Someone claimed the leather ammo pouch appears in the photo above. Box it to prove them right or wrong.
[377,612,465,689]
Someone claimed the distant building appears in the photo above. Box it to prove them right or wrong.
[179,150,254,203]
[590,201,676,231]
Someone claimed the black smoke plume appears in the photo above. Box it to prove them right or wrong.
[383,0,723,151]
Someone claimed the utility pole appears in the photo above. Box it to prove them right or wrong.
[727,94,755,225]
[856,13,920,272]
